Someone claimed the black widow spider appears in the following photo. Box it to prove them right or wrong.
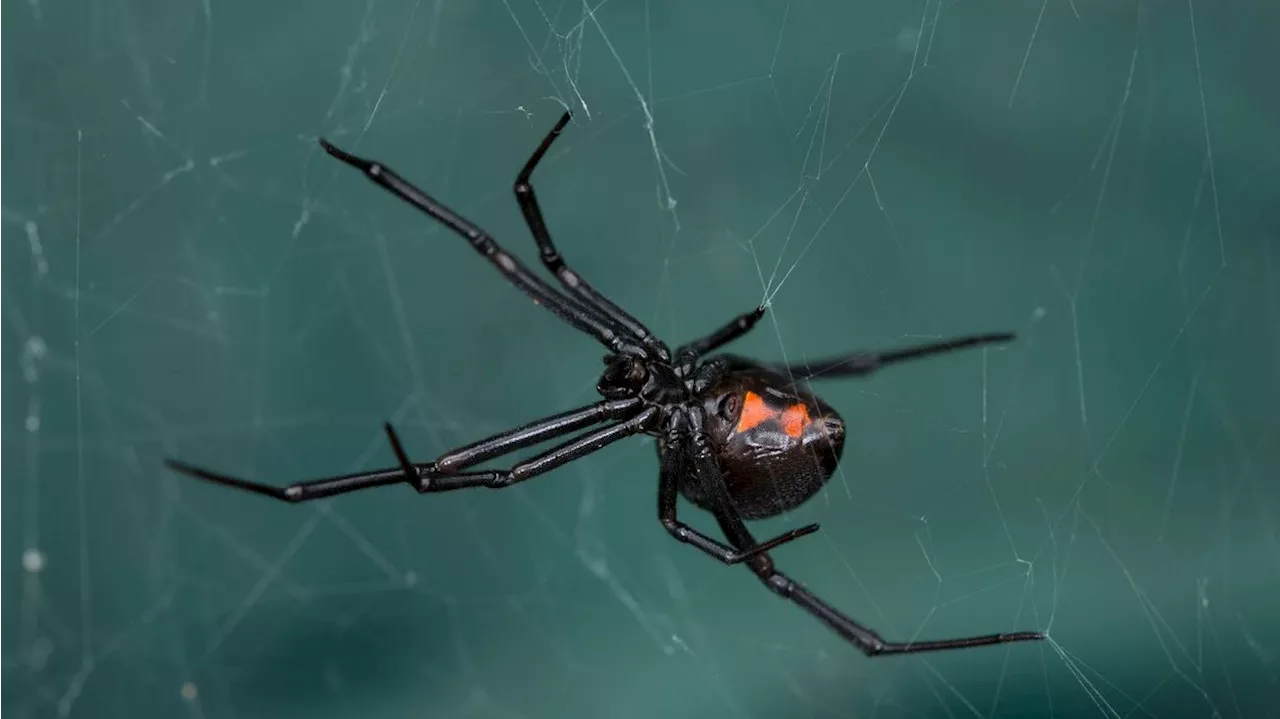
[167,112,1045,658]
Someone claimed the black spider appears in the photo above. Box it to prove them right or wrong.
[166,112,1045,657]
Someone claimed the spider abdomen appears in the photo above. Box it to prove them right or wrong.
[679,366,846,520]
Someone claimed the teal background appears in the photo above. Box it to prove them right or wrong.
[4,1,1277,717]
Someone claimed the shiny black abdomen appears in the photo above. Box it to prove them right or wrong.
[665,364,846,520]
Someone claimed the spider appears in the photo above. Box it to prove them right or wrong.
[166,112,1045,658]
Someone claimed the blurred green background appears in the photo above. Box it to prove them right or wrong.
[4,1,1277,717]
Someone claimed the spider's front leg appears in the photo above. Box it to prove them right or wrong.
[512,111,669,361]
[390,408,655,492]
[167,398,646,502]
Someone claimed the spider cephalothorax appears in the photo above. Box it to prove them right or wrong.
[167,112,1044,658]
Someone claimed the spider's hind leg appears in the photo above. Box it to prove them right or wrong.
[708,494,1044,656]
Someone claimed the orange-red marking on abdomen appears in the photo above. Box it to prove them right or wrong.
[736,391,774,433]
[780,404,811,438]
[735,391,812,439]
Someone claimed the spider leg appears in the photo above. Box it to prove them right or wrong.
[165,459,408,503]
[711,504,1044,656]
[317,138,645,358]
[653,413,820,564]
[677,406,1043,656]
[675,306,766,373]
[733,332,1017,383]
[389,407,658,492]
[165,398,642,502]
[515,112,670,361]
[434,398,640,473]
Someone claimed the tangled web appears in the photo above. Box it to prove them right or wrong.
[4,1,1276,717]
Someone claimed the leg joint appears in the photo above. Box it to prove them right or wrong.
[762,571,791,595]
[661,518,687,541]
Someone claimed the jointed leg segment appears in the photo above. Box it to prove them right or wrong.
[676,306,766,373]
[514,112,670,361]
[699,459,1044,656]
[167,400,650,502]
[317,137,646,358]
[749,332,1017,382]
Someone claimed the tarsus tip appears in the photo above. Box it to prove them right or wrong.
[317,137,359,166]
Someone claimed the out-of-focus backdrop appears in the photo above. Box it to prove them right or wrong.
[4,1,1277,717]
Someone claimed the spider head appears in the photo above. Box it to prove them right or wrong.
[597,355,648,398]
[598,355,686,403]
[692,368,846,519]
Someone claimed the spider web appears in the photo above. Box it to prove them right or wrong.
[4,0,1278,717]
